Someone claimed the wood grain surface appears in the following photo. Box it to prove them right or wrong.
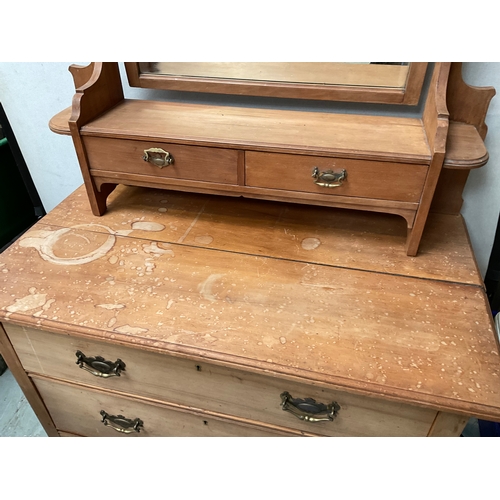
[79,100,431,163]
[84,136,239,184]
[7,324,437,437]
[33,376,300,437]
[245,151,428,202]
[0,185,498,421]
[42,185,484,285]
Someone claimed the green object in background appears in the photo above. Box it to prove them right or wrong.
[0,135,39,250]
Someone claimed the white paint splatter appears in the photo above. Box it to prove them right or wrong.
[42,299,56,311]
[202,333,218,343]
[194,235,214,245]
[6,293,48,313]
[96,304,126,310]
[198,274,225,302]
[131,221,165,231]
[145,258,156,274]
[142,242,174,257]
[301,237,321,250]
[263,335,279,348]
[19,225,116,265]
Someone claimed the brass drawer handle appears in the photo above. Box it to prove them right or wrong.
[312,166,347,188]
[280,391,340,422]
[100,410,143,434]
[75,350,126,378]
[143,148,174,168]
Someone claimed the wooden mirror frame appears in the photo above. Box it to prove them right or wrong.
[124,62,428,105]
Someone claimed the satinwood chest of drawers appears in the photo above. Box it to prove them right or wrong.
[1,185,500,437]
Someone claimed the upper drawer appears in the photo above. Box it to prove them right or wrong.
[6,324,437,437]
[245,151,428,202]
[83,136,239,185]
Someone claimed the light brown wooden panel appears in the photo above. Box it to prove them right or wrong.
[33,377,303,437]
[7,324,436,437]
[84,137,238,185]
[42,186,482,285]
[406,63,450,256]
[444,122,489,169]
[246,151,428,203]
[48,106,71,135]
[427,412,469,437]
[80,100,431,163]
[0,220,497,421]
[446,63,496,141]
[0,324,58,437]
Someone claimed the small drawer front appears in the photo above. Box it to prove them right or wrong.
[83,136,239,185]
[7,324,436,437]
[245,151,428,202]
[33,377,291,437]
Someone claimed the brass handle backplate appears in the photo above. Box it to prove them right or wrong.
[100,410,143,434]
[143,148,174,168]
[75,350,125,378]
[312,166,347,188]
[280,391,340,422]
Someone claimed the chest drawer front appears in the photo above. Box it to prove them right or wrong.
[245,151,428,202]
[7,324,437,436]
[83,136,239,185]
[33,377,290,437]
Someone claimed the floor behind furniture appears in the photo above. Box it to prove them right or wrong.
[0,368,47,437]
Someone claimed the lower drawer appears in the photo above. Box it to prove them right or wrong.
[245,151,428,202]
[33,377,295,437]
[7,324,437,436]
[84,136,239,185]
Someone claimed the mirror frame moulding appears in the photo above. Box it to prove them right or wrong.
[124,62,428,105]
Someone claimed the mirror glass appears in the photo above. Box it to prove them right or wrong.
[126,62,427,105]
[138,62,410,89]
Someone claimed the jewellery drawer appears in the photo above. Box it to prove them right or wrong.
[6,324,437,436]
[83,136,239,184]
[32,377,291,437]
[245,151,428,202]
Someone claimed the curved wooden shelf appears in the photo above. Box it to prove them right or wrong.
[48,106,71,135]
[444,121,489,169]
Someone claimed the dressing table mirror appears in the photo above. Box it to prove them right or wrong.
[124,62,428,104]
[48,62,494,256]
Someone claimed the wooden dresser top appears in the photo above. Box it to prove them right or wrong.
[1,185,499,420]
[50,102,488,168]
